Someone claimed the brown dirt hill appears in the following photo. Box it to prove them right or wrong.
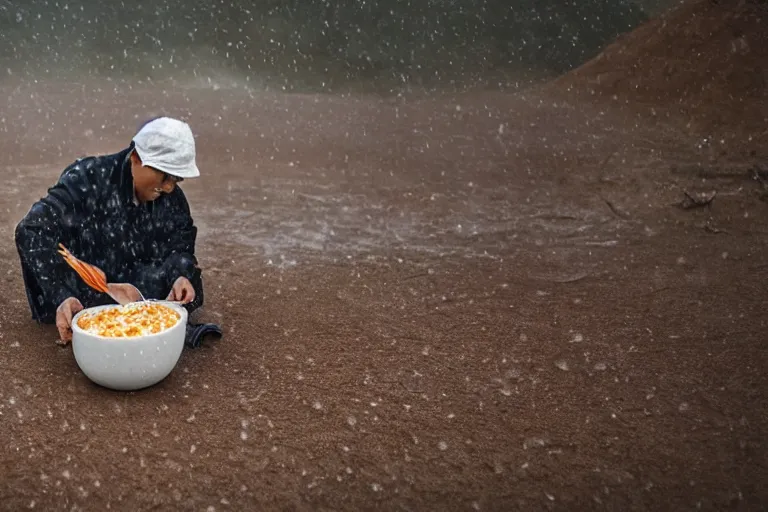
[551,0,767,147]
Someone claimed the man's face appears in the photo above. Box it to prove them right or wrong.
[130,152,183,203]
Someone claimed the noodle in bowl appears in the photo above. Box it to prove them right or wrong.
[71,301,188,391]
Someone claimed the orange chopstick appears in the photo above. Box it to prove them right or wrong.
[58,244,110,294]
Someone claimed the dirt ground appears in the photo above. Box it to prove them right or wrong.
[0,2,767,511]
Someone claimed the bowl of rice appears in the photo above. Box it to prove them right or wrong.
[71,300,187,391]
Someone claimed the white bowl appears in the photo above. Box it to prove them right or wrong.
[71,301,188,391]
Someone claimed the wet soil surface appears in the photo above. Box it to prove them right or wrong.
[0,79,766,511]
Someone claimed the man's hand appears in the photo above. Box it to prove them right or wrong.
[107,283,144,305]
[56,297,84,345]
[167,276,195,304]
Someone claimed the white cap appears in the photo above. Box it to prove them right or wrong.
[132,117,200,179]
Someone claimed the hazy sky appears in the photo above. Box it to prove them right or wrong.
[0,0,669,90]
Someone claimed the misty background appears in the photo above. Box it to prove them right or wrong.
[1,0,678,94]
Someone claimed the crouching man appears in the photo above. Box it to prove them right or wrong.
[15,117,219,347]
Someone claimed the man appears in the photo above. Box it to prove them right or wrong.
[15,117,220,347]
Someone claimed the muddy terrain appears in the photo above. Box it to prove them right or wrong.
[0,1,766,510]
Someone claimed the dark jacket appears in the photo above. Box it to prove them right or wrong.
[15,145,204,323]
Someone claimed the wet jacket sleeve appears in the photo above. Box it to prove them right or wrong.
[15,168,101,322]
[128,189,203,308]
